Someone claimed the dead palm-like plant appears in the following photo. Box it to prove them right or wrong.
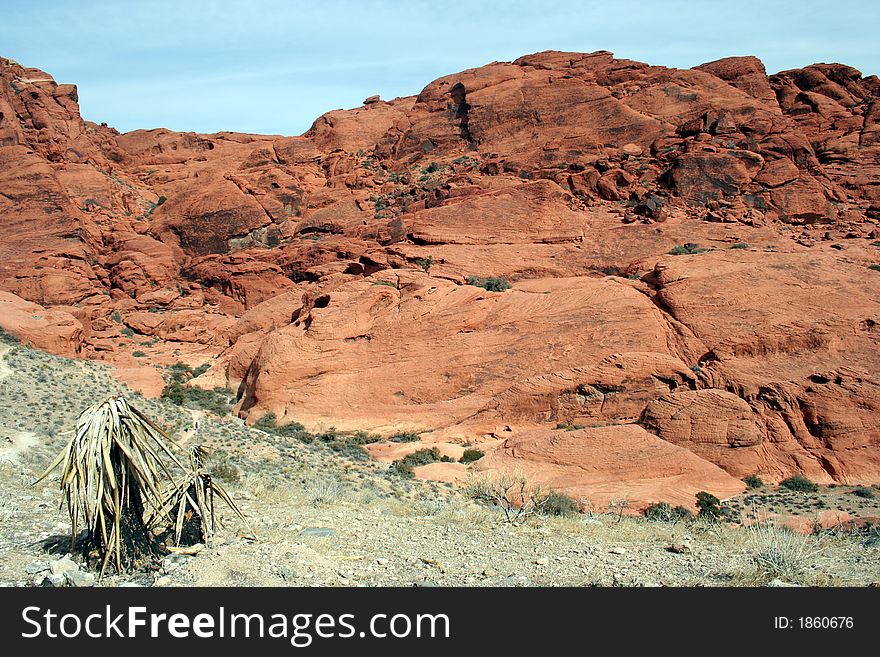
[153,445,253,549]
[37,396,185,576]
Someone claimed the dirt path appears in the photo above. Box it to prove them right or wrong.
[0,345,39,463]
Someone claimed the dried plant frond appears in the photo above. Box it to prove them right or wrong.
[37,396,185,576]
[152,445,254,548]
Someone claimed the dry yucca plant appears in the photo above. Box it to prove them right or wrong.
[152,445,253,549]
[38,396,185,576]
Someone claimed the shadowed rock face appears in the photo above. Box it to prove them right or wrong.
[1,50,879,506]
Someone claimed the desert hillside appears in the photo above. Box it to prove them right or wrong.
[1,50,879,508]
[1,334,878,587]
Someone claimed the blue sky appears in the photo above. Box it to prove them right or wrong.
[1,0,877,136]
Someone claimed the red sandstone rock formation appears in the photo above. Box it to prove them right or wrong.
[0,291,83,356]
[1,50,879,501]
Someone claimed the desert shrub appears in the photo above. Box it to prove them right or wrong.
[389,447,441,477]
[720,504,741,523]
[780,475,819,493]
[731,242,750,249]
[413,256,433,273]
[440,455,454,463]
[464,471,542,524]
[459,448,485,464]
[161,382,231,415]
[399,447,441,467]
[132,351,146,358]
[695,491,721,520]
[390,461,415,478]
[669,243,707,255]
[389,432,420,443]
[252,412,279,431]
[744,474,764,489]
[159,381,186,405]
[869,264,880,272]
[467,275,511,292]
[328,440,369,461]
[555,421,586,431]
[253,412,311,440]
[0,327,19,344]
[853,486,875,499]
[643,501,693,522]
[538,491,580,517]
[145,196,166,215]
[165,361,209,384]
[121,327,135,337]
[347,430,381,445]
[209,451,240,484]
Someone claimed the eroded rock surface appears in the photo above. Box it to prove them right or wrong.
[1,50,879,501]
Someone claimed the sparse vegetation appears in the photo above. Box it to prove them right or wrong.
[853,486,875,499]
[780,475,819,493]
[669,243,707,255]
[459,448,484,464]
[744,522,824,585]
[161,382,232,415]
[643,501,693,522]
[161,363,231,415]
[209,450,240,484]
[0,327,20,344]
[4,337,879,587]
[555,421,586,431]
[467,275,511,292]
[389,432,419,443]
[696,491,721,520]
[607,498,630,523]
[395,448,441,469]
[390,461,415,478]
[464,471,545,525]
[307,478,344,506]
[538,491,580,517]
[144,196,167,216]
[744,474,764,489]
[327,439,370,461]
[253,412,308,438]
[451,155,479,167]
[413,256,433,273]
[157,445,251,549]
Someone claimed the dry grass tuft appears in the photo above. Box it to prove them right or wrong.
[735,522,826,585]
[307,478,344,506]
